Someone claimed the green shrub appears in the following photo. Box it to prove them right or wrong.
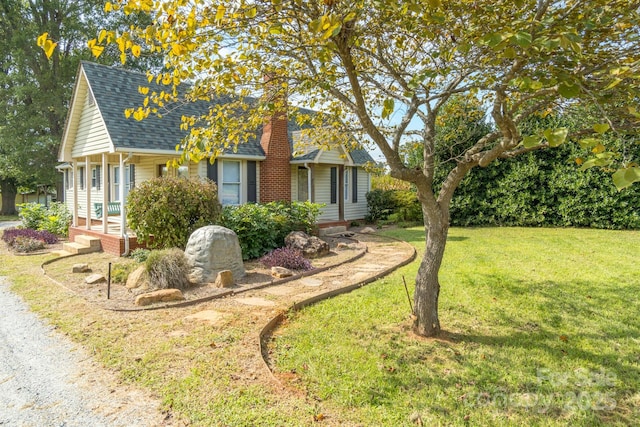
[110,261,138,284]
[127,177,222,249]
[220,201,323,260]
[129,248,151,263]
[17,202,71,236]
[366,189,422,224]
[144,248,191,290]
[365,189,396,222]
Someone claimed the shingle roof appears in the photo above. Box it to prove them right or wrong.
[82,61,373,164]
[82,61,264,157]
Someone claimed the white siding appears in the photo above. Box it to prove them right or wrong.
[316,148,345,165]
[71,94,112,157]
[344,167,370,220]
[314,165,339,222]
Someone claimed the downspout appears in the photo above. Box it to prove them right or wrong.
[120,152,133,256]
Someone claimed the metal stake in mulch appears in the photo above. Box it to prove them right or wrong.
[402,275,414,315]
[107,262,112,300]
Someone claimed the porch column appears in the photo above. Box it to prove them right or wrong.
[119,153,126,236]
[102,153,108,234]
[72,160,78,227]
[85,157,91,230]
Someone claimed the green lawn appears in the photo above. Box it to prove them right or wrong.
[271,227,640,426]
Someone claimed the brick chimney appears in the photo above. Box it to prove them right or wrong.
[259,82,291,203]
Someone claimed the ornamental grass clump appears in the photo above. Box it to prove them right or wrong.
[259,247,314,271]
[144,248,191,290]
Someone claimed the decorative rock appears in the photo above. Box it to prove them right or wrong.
[360,227,376,234]
[214,270,234,288]
[184,226,245,284]
[284,231,330,258]
[85,274,106,284]
[135,289,184,306]
[271,266,293,278]
[126,265,149,290]
[72,263,90,273]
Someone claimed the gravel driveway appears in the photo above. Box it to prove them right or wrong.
[0,277,171,426]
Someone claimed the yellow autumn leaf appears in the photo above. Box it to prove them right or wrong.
[91,44,105,58]
[36,32,48,47]
[592,143,606,154]
[138,86,149,95]
[43,40,57,59]
[131,44,141,57]
[171,43,185,56]
[215,4,226,21]
[104,1,113,12]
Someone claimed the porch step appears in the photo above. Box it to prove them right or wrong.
[74,235,102,250]
[63,235,102,255]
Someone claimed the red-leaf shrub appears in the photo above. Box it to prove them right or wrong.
[259,247,314,271]
[2,228,58,246]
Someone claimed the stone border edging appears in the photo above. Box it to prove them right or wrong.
[257,233,417,384]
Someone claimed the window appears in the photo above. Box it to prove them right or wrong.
[158,164,168,177]
[344,167,350,201]
[65,169,73,190]
[113,166,120,201]
[112,165,135,201]
[297,167,309,201]
[177,165,189,179]
[78,166,85,190]
[221,161,241,205]
[91,166,101,190]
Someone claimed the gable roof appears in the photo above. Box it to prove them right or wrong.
[61,61,374,165]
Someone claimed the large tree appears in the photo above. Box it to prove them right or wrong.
[67,0,639,336]
[0,0,158,215]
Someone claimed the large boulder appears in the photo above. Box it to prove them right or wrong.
[184,225,245,284]
[285,231,330,259]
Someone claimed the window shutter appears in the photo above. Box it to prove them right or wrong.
[96,166,101,190]
[352,167,358,203]
[207,159,218,184]
[129,164,135,189]
[330,167,337,204]
[247,161,257,203]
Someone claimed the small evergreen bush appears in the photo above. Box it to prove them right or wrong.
[220,201,322,260]
[127,177,222,249]
[129,248,151,263]
[144,248,191,290]
[259,247,314,271]
[110,261,138,284]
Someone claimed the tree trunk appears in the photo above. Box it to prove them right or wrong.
[0,178,18,215]
[412,216,449,337]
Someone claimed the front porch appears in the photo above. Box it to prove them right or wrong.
[68,218,147,256]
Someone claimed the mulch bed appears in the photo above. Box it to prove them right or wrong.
[41,235,366,311]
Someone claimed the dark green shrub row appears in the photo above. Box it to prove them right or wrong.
[220,201,322,260]
[127,177,222,249]
[447,145,640,229]
[365,189,422,223]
